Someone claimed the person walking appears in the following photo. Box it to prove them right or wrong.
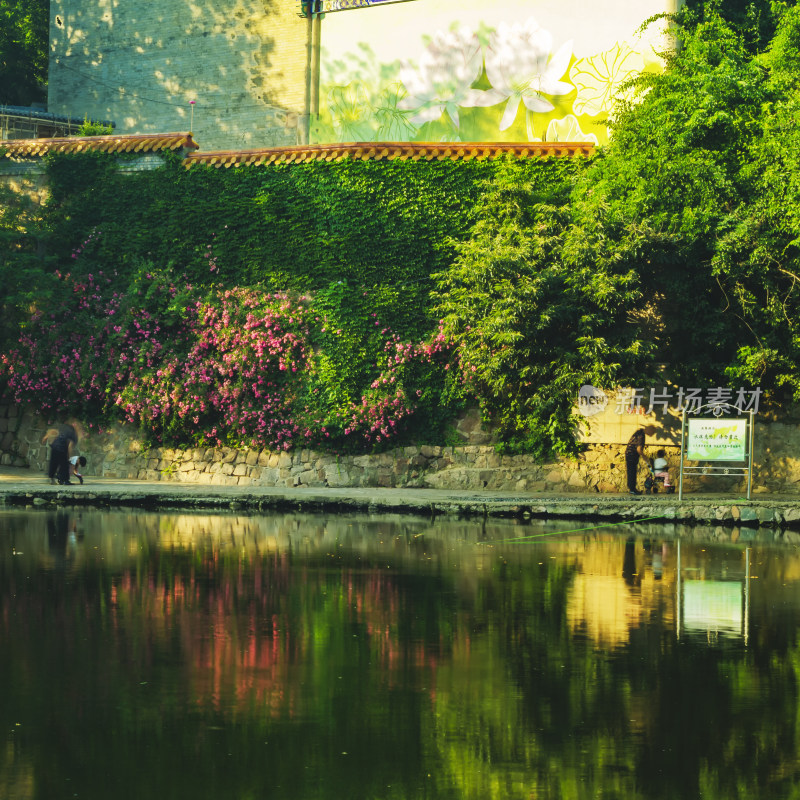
[42,423,80,485]
[625,424,656,495]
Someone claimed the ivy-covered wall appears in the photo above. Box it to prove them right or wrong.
[44,150,579,296]
[1,150,586,455]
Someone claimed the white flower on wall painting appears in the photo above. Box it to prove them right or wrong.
[545,115,598,143]
[483,18,573,131]
[570,42,645,117]
[398,26,501,128]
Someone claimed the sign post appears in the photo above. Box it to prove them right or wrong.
[678,404,755,500]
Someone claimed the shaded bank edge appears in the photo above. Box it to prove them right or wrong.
[2,487,800,530]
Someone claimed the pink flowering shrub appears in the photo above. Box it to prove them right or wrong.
[0,266,465,451]
[333,324,455,446]
[1,269,132,416]
[116,287,320,450]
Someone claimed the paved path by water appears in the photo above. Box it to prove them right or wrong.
[3,466,800,528]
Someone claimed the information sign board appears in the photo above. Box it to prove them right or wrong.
[686,418,747,461]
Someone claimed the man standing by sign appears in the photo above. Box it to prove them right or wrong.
[625,425,656,495]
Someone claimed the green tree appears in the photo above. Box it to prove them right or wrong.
[567,8,768,388]
[713,6,800,394]
[76,117,114,136]
[0,0,49,106]
[684,0,798,53]
[435,160,647,459]
[436,8,787,456]
[0,182,54,347]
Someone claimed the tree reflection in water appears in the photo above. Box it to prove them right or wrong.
[0,508,798,799]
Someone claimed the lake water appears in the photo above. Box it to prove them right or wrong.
[1,508,799,800]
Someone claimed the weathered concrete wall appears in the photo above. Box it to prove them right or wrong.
[48,0,305,150]
[0,160,49,203]
[5,404,799,496]
[0,151,183,199]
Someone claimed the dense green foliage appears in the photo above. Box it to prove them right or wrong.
[568,5,767,387]
[720,4,800,391]
[42,153,498,319]
[5,3,800,457]
[684,0,792,52]
[5,156,559,450]
[435,162,645,457]
[571,3,800,398]
[0,0,48,105]
[76,118,115,136]
[0,182,56,345]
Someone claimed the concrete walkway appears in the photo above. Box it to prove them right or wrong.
[3,465,800,528]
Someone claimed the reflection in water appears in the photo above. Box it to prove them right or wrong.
[1,509,799,799]
[622,535,640,587]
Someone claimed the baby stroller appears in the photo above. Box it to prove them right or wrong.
[644,450,674,494]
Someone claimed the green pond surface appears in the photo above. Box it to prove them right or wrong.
[1,508,799,800]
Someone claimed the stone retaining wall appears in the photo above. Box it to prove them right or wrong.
[2,404,800,495]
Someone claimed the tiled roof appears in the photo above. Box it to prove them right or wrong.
[184,141,595,168]
[1,135,594,166]
[1,132,198,158]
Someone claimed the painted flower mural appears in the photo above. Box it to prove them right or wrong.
[570,42,646,117]
[482,18,573,131]
[312,14,653,145]
[314,45,420,143]
[545,114,598,144]
[397,26,498,128]
[326,82,375,141]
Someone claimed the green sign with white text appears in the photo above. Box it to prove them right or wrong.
[686,418,747,461]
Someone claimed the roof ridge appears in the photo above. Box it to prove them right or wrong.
[2,135,595,163]
[1,132,199,158]
[183,141,595,168]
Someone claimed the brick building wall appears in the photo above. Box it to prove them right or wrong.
[48,0,307,150]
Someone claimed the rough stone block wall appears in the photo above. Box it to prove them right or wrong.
[3,404,791,496]
[48,0,306,151]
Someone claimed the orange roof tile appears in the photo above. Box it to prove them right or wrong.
[183,141,595,168]
[1,132,199,159]
[1,135,594,167]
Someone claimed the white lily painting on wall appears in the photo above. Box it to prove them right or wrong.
[311,17,653,145]
[480,19,574,139]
